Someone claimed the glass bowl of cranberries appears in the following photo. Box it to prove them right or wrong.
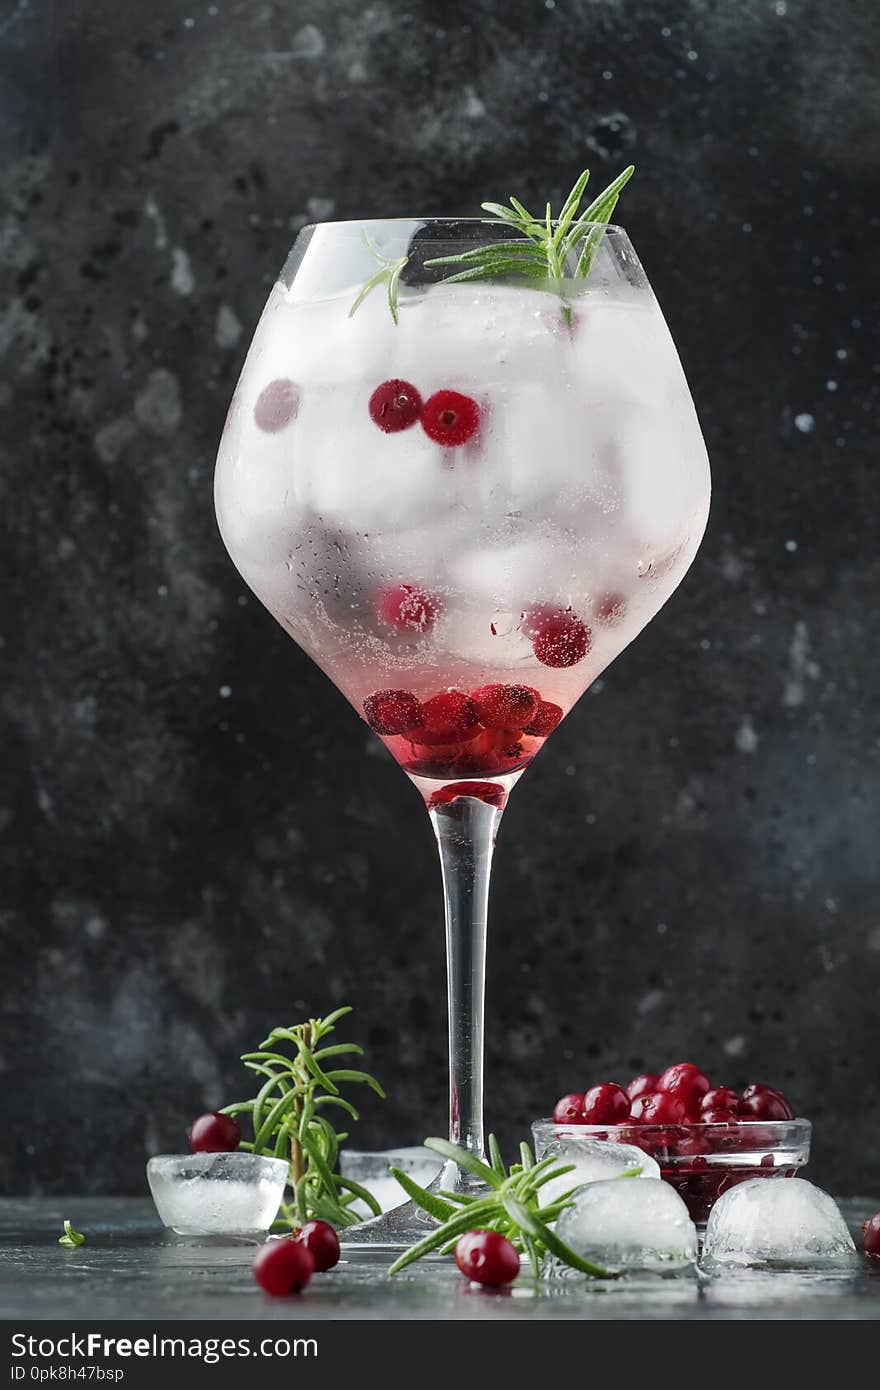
[534,1065,812,1228]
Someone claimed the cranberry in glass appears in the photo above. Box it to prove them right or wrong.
[253,1237,315,1296]
[700,1087,740,1113]
[552,1092,585,1124]
[657,1062,711,1114]
[368,378,422,433]
[626,1073,659,1102]
[295,1220,340,1272]
[581,1082,631,1125]
[701,1107,739,1125]
[862,1211,880,1258]
[738,1083,795,1121]
[188,1112,241,1154]
[630,1091,688,1125]
[455,1230,520,1286]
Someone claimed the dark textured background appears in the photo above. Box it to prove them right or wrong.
[2,0,879,1195]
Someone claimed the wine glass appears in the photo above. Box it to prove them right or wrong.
[214,215,711,1249]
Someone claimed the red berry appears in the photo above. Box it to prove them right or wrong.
[418,690,479,744]
[863,1211,880,1259]
[470,683,538,730]
[630,1092,688,1125]
[363,689,424,736]
[581,1083,631,1125]
[253,1237,315,1296]
[376,583,441,633]
[531,610,591,669]
[254,378,300,432]
[428,781,507,810]
[658,1063,712,1114]
[522,700,564,737]
[700,1107,739,1125]
[188,1112,241,1154]
[368,378,422,433]
[700,1087,740,1113]
[421,389,481,446]
[626,1073,660,1103]
[596,593,626,625]
[738,1083,796,1121]
[454,1229,520,1286]
[552,1092,586,1124]
[294,1220,340,1272]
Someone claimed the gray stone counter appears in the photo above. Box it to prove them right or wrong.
[2,1197,878,1321]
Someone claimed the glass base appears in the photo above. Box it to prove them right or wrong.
[339,1159,489,1256]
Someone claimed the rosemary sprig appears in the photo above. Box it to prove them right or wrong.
[348,231,409,324]
[220,1006,385,1230]
[58,1219,85,1249]
[386,1136,617,1280]
[348,166,634,326]
[424,166,634,327]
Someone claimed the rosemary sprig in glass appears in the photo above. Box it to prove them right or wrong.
[386,1136,618,1279]
[424,165,634,327]
[348,166,634,326]
[220,1006,385,1230]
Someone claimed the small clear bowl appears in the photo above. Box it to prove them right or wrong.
[531,1119,812,1227]
[147,1152,289,1236]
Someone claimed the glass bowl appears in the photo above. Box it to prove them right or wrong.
[146,1152,289,1236]
[531,1119,812,1227]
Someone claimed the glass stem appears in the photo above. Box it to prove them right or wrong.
[429,795,502,1168]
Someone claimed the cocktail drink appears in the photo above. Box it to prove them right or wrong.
[214,172,711,1247]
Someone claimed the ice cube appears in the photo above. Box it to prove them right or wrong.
[539,1138,660,1210]
[555,1177,697,1273]
[700,1178,857,1269]
[339,1146,444,1218]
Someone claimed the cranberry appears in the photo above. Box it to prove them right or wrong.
[596,593,626,624]
[253,1237,315,1296]
[470,683,538,730]
[630,1092,688,1125]
[552,1092,586,1124]
[254,378,299,432]
[522,700,564,737]
[418,690,479,744]
[581,1082,631,1126]
[376,583,441,633]
[454,1229,520,1286]
[531,610,591,669]
[862,1211,880,1258]
[658,1063,712,1115]
[700,1107,740,1125]
[428,781,507,810]
[368,378,422,432]
[738,1083,796,1121]
[363,689,424,736]
[626,1074,659,1104]
[294,1220,340,1272]
[188,1112,241,1154]
[421,390,480,446]
[700,1087,740,1113]
[626,1073,660,1103]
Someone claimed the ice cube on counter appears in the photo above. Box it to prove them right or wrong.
[555,1176,697,1273]
[538,1138,660,1210]
[701,1177,857,1269]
